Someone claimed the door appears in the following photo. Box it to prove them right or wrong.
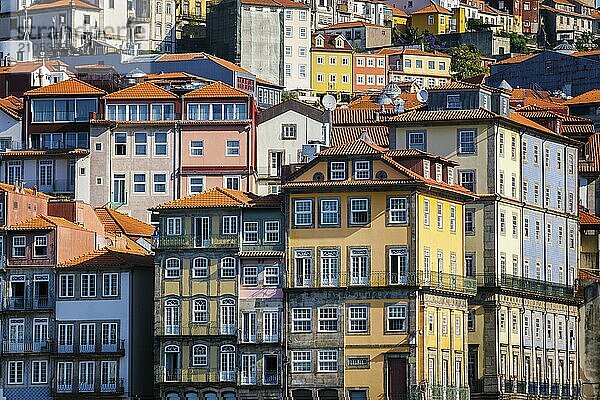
[164,349,180,381]
[220,300,236,334]
[194,217,210,247]
[387,357,408,400]
[101,360,117,390]
[80,323,95,352]
[113,174,126,204]
[241,354,257,384]
[102,323,118,352]
[9,319,24,352]
[7,161,22,184]
[295,256,312,287]
[241,312,257,343]
[79,361,94,392]
[33,318,48,350]
[264,355,278,385]
[263,312,278,343]
[164,303,180,335]
[38,160,53,189]
[57,362,73,390]
[34,278,49,307]
[269,151,283,177]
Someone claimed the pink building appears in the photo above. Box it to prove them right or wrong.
[180,81,256,195]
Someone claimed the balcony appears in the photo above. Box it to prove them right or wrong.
[79,344,96,353]
[2,340,50,353]
[158,322,238,337]
[156,234,239,249]
[52,378,124,395]
[428,385,470,400]
[484,380,580,397]
[287,271,477,294]
[220,371,235,382]
[476,273,575,299]
[78,383,94,393]
[101,379,125,393]
[6,296,25,310]
[264,372,278,385]
[157,368,221,384]
[54,340,125,355]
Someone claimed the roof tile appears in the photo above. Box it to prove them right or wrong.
[24,78,105,96]
[183,81,250,99]
[95,207,155,237]
[154,187,281,209]
[105,81,178,100]
[7,215,90,231]
[563,89,600,105]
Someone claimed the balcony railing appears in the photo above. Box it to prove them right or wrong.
[2,340,50,353]
[287,271,477,294]
[54,340,124,355]
[78,383,94,393]
[480,379,580,397]
[52,378,124,394]
[157,322,237,337]
[0,140,89,152]
[476,273,575,299]
[156,234,238,249]
[428,385,470,400]
[157,368,221,384]
[264,372,278,385]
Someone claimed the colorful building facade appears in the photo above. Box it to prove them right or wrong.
[310,33,354,100]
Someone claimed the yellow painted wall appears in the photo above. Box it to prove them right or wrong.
[411,12,452,34]
[310,49,354,95]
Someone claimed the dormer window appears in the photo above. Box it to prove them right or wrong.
[423,160,430,179]
[446,95,461,109]
[354,161,371,180]
[316,37,324,47]
[330,162,346,180]
[435,163,442,182]
[335,38,344,48]
[447,167,454,184]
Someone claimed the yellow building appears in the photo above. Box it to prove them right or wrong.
[283,139,477,400]
[410,2,454,34]
[391,6,411,30]
[453,7,467,33]
[311,33,354,99]
[387,48,452,88]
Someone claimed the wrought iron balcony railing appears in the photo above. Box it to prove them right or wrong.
[156,234,239,249]
[476,273,575,299]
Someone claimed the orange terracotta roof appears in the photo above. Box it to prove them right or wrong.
[347,92,423,112]
[386,148,458,165]
[143,72,204,81]
[27,0,99,11]
[24,78,105,96]
[95,207,155,237]
[562,124,595,135]
[203,54,252,74]
[563,89,600,105]
[375,48,403,56]
[388,108,498,122]
[241,0,279,5]
[183,81,249,99]
[331,126,390,147]
[395,48,452,58]
[591,10,600,19]
[581,133,600,173]
[322,21,387,29]
[319,138,387,155]
[105,81,178,100]
[579,269,600,282]
[0,96,23,119]
[7,214,90,231]
[256,77,283,87]
[312,33,354,51]
[493,53,537,65]
[508,112,559,136]
[154,187,281,209]
[58,243,153,268]
[0,182,52,198]
[429,80,505,93]
[580,207,600,225]
[392,6,409,16]
[411,2,453,14]
[74,64,116,70]
[275,0,310,8]
[574,49,600,57]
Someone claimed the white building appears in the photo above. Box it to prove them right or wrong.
[255,99,327,195]
[282,0,312,93]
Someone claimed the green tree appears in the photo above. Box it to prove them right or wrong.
[497,31,531,53]
[397,25,423,45]
[449,45,489,80]
[575,32,599,51]
[467,18,488,31]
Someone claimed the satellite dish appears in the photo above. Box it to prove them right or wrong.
[416,89,429,103]
[321,94,337,111]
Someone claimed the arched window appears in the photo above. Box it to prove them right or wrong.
[220,257,236,278]
[203,393,217,400]
[192,299,208,323]
[166,393,180,400]
[165,258,181,278]
[222,392,236,400]
[220,345,236,381]
[192,257,209,278]
[185,393,199,400]
[165,344,180,353]
[164,299,180,335]
[220,297,236,334]
[192,344,208,366]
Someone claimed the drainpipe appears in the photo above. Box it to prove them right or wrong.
[174,120,179,200]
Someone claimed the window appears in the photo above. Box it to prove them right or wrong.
[424,199,430,226]
[81,274,96,297]
[243,267,258,286]
[500,211,506,235]
[193,299,208,323]
[349,198,369,225]
[154,132,167,155]
[294,199,313,226]
[133,173,146,193]
[222,216,238,235]
[292,351,311,372]
[264,221,280,242]
[189,177,204,194]
[435,164,443,182]
[243,222,258,243]
[59,274,74,297]
[224,176,241,190]
[408,131,426,150]
[320,249,339,287]
[320,199,339,225]
[354,161,370,179]
[468,312,475,331]
[220,257,236,278]
[330,162,346,180]
[512,214,518,237]
[32,360,47,384]
[387,304,407,332]
[437,201,443,229]
[190,140,204,156]
[458,130,476,154]
[450,206,456,232]
[348,306,368,333]
[511,136,517,159]
[389,248,408,284]
[318,307,338,332]
[8,361,23,384]
[499,171,505,194]
[134,132,147,155]
[389,197,408,224]
[281,124,297,139]
[192,258,209,278]
[226,140,240,156]
[12,236,25,257]
[465,209,475,235]
[460,170,475,192]
[166,217,182,235]
[447,95,461,109]
[165,258,181,278]
[33,235,47,257]
[102,273,118,296]
[465,253,475,277]
[153,173,167,194]
[318,350,338,372]
[292,308,311,332]
[264,266,279,286]
[192,345,208,366]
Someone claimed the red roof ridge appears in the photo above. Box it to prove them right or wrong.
[105,81,178,100]
[24,77,105,96]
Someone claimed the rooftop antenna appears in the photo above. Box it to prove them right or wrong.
[321,95,337,148]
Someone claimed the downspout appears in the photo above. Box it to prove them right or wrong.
[174,120,179,200]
